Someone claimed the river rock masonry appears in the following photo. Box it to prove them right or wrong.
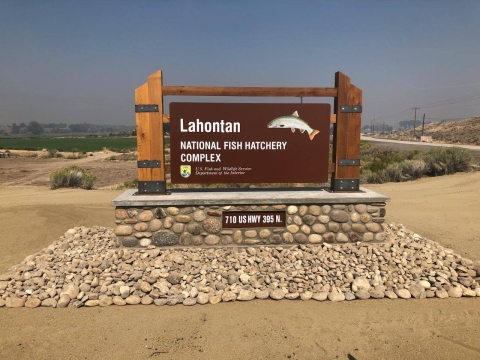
[112,188,389,248]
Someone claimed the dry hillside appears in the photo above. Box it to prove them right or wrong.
[384,116,480,145]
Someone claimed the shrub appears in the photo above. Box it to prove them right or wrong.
[46,149,63,158]
[360,144,473,184]
[49,165,96,190]
[423,147,473,176]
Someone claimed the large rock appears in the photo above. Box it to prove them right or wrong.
[355,290,370,300]
[395,289,411,299]
[41,298,57,308]
[352,277,371,291]
[329,210,350,223]
[114,225,133,236]
[176,215,191,223]
[287,206,298,214]
[222,291,237,302]
[197,293,210,305]
[294,233,308,244]
[166,273,183,285]
[134,222,148,232]
[270,289,285,300]
[205,235,220,245]
[193,211,206,222]
[351,224,366,233]
[148,219,162,232]
[121,236,138,247]
[408,283,426,299]
[435,289,448,299]
[179,232,192,246]
[287,225,299,234]
[237,289,255,301]
[115,209,128,220]
[366,222,381,233]
[186,223,202,235]
[308,234,323,244]
[25,298,41,308]
[61,284,79,299]
[138,210,154,222]
[125,295,141,305]
[312,224,326,234]
[256,290,270,299]
[336,233,349,243]
[57,294,71,308]
[233,230,243,244]
[328,291,345,302]
[312,292,328,301]
[303,215,316,226]
[203,218,221,234]
[6,297,26,308]
[448,287,463,298]
[152,231,178,246]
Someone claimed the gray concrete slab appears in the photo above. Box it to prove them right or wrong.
[112,188,389,207]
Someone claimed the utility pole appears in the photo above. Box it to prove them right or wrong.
[422,113,425,136]
[372,117,376,135]
[413,107,418,139]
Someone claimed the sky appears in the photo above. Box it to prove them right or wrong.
[1,0,480,128]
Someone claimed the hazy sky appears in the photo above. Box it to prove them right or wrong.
[1,0,479,127]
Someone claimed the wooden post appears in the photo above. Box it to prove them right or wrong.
[331,72,362,191]
[135,70,166,194]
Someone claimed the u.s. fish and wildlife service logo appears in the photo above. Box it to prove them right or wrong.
[180,165,191,178]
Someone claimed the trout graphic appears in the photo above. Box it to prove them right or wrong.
[267,111,320,140]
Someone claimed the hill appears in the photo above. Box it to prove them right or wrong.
[381,116,480,145]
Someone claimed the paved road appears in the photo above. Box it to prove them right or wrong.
[361,135,480,151]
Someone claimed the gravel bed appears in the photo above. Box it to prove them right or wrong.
[1,223,479,308]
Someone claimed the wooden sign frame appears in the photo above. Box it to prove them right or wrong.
[134,70,362,194]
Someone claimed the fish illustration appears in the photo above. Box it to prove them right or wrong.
[267,111,320,140]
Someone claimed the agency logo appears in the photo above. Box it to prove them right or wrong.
[180,165,191,178]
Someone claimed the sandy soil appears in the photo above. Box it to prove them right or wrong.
[1,172,480,359]
[0,154,137,188]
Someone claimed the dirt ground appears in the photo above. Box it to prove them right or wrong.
[0,162,479,359]
[0,153,137,188]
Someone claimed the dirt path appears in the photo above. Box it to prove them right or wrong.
[1,173,480,359]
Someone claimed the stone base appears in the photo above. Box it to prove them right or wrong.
[112,188,389,248]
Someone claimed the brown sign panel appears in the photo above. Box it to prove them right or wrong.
[222,211,286,228]
[170,103,331,184]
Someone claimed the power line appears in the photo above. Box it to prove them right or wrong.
[415,90,480,109]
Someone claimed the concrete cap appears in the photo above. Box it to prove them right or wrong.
[112,187,389,207]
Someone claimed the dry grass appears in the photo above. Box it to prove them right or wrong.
[384,116,480,145]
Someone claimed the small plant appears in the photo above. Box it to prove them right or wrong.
[46,149,63,158]
[49,165,96,190]
[123,178,138,189]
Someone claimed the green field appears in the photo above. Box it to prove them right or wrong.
[0,137,170,152]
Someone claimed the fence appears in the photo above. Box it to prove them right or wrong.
[134,70,362,194]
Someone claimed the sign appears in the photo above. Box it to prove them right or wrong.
[170,103,331,184]
[222,211,286,228]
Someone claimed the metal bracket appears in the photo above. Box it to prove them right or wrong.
[137,160,161,168]
[138,181,166,194]
[338,159,360,166]
[135,104,159,113]
[340,105,362,113]
[333,179,360,191]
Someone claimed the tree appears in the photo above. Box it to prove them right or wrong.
[27,121,44,135]
[11,123,20,134]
